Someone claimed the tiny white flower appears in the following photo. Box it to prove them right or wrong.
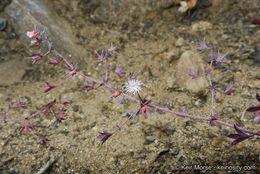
[122,74,143,95]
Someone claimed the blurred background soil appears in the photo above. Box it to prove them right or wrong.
[0,0,260,173]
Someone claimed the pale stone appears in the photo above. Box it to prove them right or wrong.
[192,21,213,32]
[178,1,188,13]
[175,50,208,95]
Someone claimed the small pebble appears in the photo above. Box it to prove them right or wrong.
[120,160,125,166]
[252,46,260,62]
[249,72,260,79]
[72,105,79,112]
[192,21,212,32]
[122,112,134,117]
[221,34,229,39]
[194,100,200,106]
[223,107,232,114]
[146,136,155,143]
[90,121,96,128]
[0,18,7,31]
[254,116,260,124]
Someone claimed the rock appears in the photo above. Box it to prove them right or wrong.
[192,21,212,32]
[0,60,27,86]
[251,46,260,62]
[175,50,208,95]
[249,71,260,79]
[167,77,176,89]
[72,105,79,112]
[5,0,88,62]
[221,34,229,39]
[90,121,96,128]
[176,37,186,47]
[164,49,179,63]
[0,18,7,31]
[178,1,188,13]
[145,136,156,143]
[254,116,260,124]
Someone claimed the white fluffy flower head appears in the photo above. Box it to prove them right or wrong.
[123,74,143,95]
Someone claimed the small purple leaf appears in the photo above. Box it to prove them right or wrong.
[178,106,188,115]
[205,67,211,74]
[224,85,235,95]
[14,101,27,109]
[96,50,108,61]
[107,43,118,55]
[246,105,260,112]
[227,125,252,146]
[39,135,50,144]
[60,101,71,107]
[44,99,57,114]
[84,81,95,91]
[97,132,113,144]
[44,82,57,92]
[189,70,198,79]
[55,116,66,123]
[216,52,228,65]
[115,66,126,78]
[195,40,208,51]
[30,53,43,64]
[246,93,260,113]
[136,99,152,119]
[118,95,125,104]
[48,58,59,65]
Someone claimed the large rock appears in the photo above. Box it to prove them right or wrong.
[5,0,88,62]
[175,50,208,95]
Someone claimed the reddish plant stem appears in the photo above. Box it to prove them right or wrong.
[2,34,260,138]
[112,108,140,135]
[207,60,215,117]
[51,49,260,136]
[104,57,109,83]
[0,107,47,122]
[79,70,260,135]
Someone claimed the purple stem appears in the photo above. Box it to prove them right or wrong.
[207,60,214,117]
[137,92,144,103]
[0,107,47,122]
[4,31,259,139]
[77,70,260,136]
[104,57,109,83]
[112,108,140,135]
[45,36,74,70]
